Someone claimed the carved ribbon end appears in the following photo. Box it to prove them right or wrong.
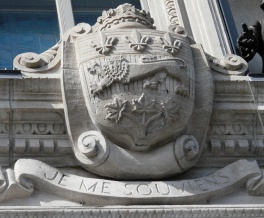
[208,54,248,75]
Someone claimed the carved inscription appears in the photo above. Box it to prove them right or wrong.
[122,172,229,196]
[7,159,263,205]
[79,180,111,194]
[43,169,230,198]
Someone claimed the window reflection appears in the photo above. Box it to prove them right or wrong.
[0,0,59,69]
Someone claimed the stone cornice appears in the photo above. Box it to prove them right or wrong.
[0,205,264,217]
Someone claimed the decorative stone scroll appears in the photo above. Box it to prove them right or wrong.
[207,53,248,75]
[13,23,92,73]
[0,159,264,205]
[163,0,187,36]
[164,0,180,26]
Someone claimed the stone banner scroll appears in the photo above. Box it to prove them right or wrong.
[0,159,264,205]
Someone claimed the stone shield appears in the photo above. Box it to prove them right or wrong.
[76,29,195,151]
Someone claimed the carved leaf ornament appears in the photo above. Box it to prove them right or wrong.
[132,93,156,114]
[105,94,181,137]
[161,98,180,121]
[132,93,158,125]
[105,98,127,122]
[123,29,151,52]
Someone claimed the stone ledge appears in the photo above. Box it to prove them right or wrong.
[0,205,263,217]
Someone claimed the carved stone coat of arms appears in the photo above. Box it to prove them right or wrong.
[4,3,263,206]
[61,3,214,179]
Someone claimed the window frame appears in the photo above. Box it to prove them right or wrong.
[217,0,239,54]
[55,0,75,36]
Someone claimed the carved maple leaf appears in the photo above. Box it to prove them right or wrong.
[132,93,156,114]
[161,98,180,120]
[105,98,127,122]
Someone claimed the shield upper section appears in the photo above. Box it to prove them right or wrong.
[76,29,195,151]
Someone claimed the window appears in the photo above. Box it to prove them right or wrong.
[0,0,142,70]
[218,0,263,73]
[0,0,59,70]
[217,0,238,54]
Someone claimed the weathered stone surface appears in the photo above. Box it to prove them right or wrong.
[1,2,263,213]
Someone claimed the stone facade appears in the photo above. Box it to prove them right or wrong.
[0,1,263,217]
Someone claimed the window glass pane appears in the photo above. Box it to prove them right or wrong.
[72,0,141,25]
[0,0,59,70]
[226,0,262,35]
[219,0,262,73]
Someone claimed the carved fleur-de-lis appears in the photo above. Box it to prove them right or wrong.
[105,98,127,122]
[90,31,117,55]
[157,32,182,55]
[123,29,151,52]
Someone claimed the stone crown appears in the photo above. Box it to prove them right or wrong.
[93,3,155,31]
